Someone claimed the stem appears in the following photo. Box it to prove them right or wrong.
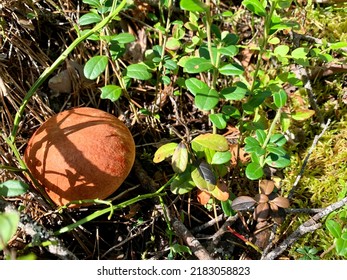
[54,175,176,235]
[9,0,127,143]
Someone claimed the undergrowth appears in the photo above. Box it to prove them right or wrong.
[1,0,347,260]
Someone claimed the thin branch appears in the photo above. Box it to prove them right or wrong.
[262,196,347,260]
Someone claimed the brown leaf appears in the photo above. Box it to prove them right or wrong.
[197,190,211,205]
[259,179,275,195]
[210,181,229,202]
[254,203,270,222]
[231,196,256,211]
[254,193,269,204]
[271,196,290,208]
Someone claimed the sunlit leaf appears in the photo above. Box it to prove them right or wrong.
[0,212,20,251]
[209,113,227,130]
[125,63,152,80]
[242,0,266,17]
[218,63,244,76]
[271,196,290,208]
[185,78,210,96]
[195,88,219,110]
[326,220,342,239]
[184,57,213,73]
[192,133,229,151]
[180,0,208,12]
[112,33,136,44]
[191,162,216,192]
[172,142,189,173]
[78,12,102,25]
[210,181,229,201]
[259,179,275,195]
[245,162,264,180]
[291,109,315,121]
[265,153,291,168]
[197,190,211,205]
[273,89,287,108]
[100,85,122,102]
[84,55,108,80]
[153,143,178,163]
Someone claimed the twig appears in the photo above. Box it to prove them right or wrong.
[288,118,331,199]
[262,196,347,260]
[171,217,214,260]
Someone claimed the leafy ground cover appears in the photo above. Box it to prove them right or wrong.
[1,0,347,260]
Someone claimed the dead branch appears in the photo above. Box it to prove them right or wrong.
[262,196,347,260]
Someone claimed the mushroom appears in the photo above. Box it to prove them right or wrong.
[23,107,136,207]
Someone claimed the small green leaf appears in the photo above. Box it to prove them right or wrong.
[274,45,290,56]
[192,133,229,152]
[291,109,315,121]
[172,142,189,173]
[170,169,195,194]
[221,199,236,216]
[221,82,248,100]
[222,105,241,119]
[209,113,227,129]
[291,47,308,59]
[78,12,102,26]
[180,0,208,12]
[184,57,213,73]
[245,162,264,180]
[218,45,239,57]
[0,212,20,251]
[84,55,108,80]
[244,136,261,153]
[83,0,101,7]
[270,134,287,146]
[266,144,287,156]
[256,130,267,146]
[126,64,152,80]
[100,85,122,102]
[211,151,232,165]
[335,237,347,256]
[0,180,29,197]
[273,89,287,108]
[112,33,136,44]
[265,153,291,168]
[242,0,266,17]
[280,112,291,132]
[329,41,347,50]
[195,89,219,111]
[185,78,210,96]
[326,220,342,239]
[153,143,178,163]
[218,63,244,76]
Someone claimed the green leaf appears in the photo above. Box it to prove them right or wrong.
[112,33,136,44]
[180,0,208,12]
[191,163,216,192]
[218,45,239,57]
[274,45,290,56]
[125,63,152,80]
[291,47,309,59]
[273,89,287,108]
[78,12,102,26]
[242,0,266,17]
[83,0,101,7]
[170,169,195,194]
[0,180,29,197]
[218,63,244,76]
[209,113,227,129]
[185,78,210,96]
[211,151,232,165]
[153,143,178,163]
[326,220,342,239]
[222,105,241,119]
[245,162,264,180]
[244,136,261,153]
[335,237,347,256]
[291,109,315,121]
[0,212,20,251]
[172,142,189,173]
[84,55,108,80]
[192,133,229,152]
[221,82,248,100]
[100,85,122,102]
[270,134,287,146]
[280,112,291,132]
[265,153,291,168]
[184,57,213,73]
[266,144,287,156]
[329,41,347,50]
[256,129,267,146]
[195,88,219,110]
[221,199,236,216]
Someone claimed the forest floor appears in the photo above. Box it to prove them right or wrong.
[1,0,347,260]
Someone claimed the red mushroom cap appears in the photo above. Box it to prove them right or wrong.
[24,107,135,207]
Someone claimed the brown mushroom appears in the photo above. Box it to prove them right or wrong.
[23,107,135,207]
